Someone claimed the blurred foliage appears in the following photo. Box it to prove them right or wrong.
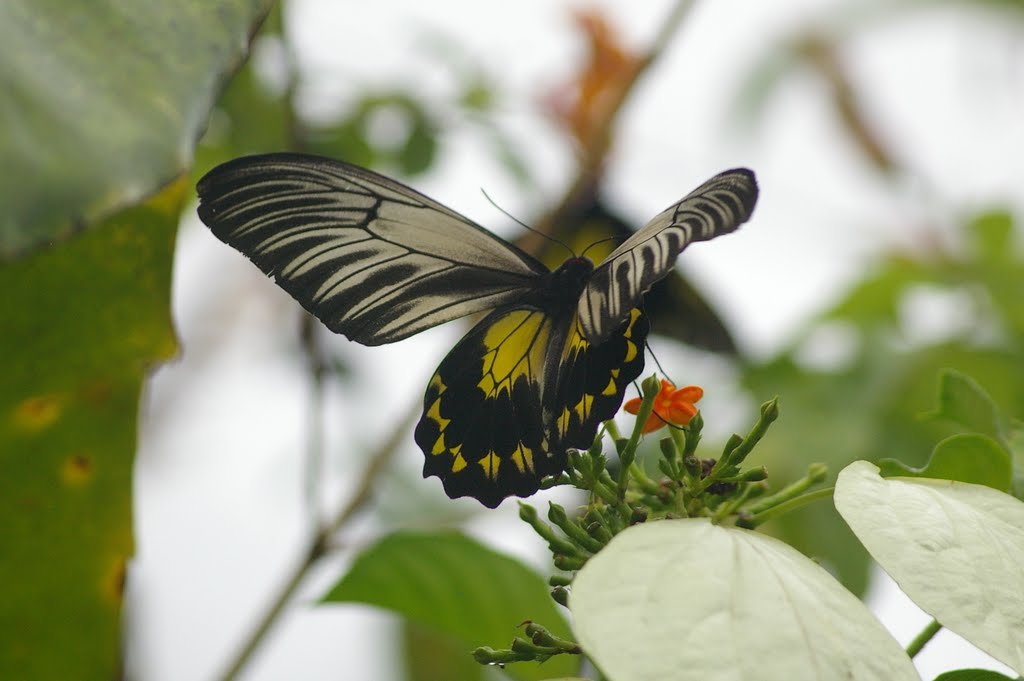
[878,369,1022,495]
[0,179,183,680]
[745,211,1024,593]
[322,531,577,681]
[0,0,272,259]
[404,621,486,681]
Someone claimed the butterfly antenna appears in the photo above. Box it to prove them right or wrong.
[480,188,576,259]
[580,235,622,261]
[646,341,692,432]
[646,340,678,387]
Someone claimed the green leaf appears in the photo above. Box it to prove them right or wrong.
[923,370,1006,440]
[322,530,576,681]
[825,256,929,327]
[403,621,485,681]
[835,461,1024,676]
[306,93,439,177]
[1008,422,1024,501]
[933,670,1019,681]
[964,211,1024,343]
[877,433,1012,491]
[570,519,918,681]
[0,0,272,259]
[397,113,438,176]
[0,178,182,680]
[968,211,1014,263]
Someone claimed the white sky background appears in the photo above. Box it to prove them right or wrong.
[128,0,1024,680]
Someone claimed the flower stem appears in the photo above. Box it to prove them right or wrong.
[906,618,942,659]
[739,486,834,528]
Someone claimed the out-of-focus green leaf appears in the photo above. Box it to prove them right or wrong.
[825,256,932,328]
[398,112,438,176]
[404,621,485,681]
[0,0,272,259]
[966,211,1024,342]
[306,93,438,178]
[923,370,1005,441]
[194,42,292,169]
[1008,423,1024,500]
[305,119,378,170]
[0,179,183,680]
[969,211,1014,263]
[878,433,1012,491]
[743,348,906,595]
[322,531,576,681]
[741,201,1024,593]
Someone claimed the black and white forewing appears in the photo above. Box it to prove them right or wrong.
[197,153,548,345]
[577,168,758,345]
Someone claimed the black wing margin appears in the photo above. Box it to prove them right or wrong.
[578,168,758,345]
[196,153,548,346]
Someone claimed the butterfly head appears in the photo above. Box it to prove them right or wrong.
[541,256,594,307]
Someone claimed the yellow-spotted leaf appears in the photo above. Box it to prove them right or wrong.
[0,179,183,680]
[322,531,577,681]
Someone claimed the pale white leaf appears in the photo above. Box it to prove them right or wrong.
[835,460,1024,675]
[570,518,918,681]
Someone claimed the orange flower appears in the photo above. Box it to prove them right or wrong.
[624,380,703,434]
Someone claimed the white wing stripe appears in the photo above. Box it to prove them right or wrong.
[197,153,549,345]
[577,168,758,345]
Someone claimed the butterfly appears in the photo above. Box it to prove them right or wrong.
[527,192,741,355]
[196,153,758,508]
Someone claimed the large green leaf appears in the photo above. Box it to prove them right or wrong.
[403,621,486,681]
[322,530,577,681]
[0,179,182,679]
[0,0,272,259]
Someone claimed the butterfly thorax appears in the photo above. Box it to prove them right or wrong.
[538,256,594,308]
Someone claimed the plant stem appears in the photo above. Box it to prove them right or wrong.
[214,534,326,681]
[214,399,418,681]
[740,487,834,528]
[300,315,326,528]
[905,618,942,659]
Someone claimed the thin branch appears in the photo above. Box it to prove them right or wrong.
[214,399,419,681]
[300,314,326,528]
